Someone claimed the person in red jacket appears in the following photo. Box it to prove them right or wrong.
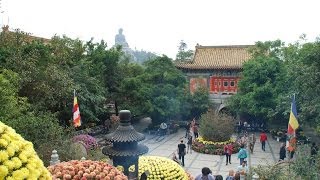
[224,143,233,165]
[260,131,268,151]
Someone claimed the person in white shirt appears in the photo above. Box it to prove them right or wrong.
[159,122,167,136]
[237,160,249,180]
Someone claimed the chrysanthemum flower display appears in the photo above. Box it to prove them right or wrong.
[48,160,128,180]
[192,136,240,155]
[72,134,98,151]
[0,121,51,179]
[133,156,190,180]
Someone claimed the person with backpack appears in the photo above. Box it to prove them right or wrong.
[237,144,248,165]
[195,167,215,180]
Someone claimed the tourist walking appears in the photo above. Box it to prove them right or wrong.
[279,143,286,161]
[224,143,233,165]
[191,118,196,129]
[177,140,186,166]
[187,133,193,154]
[260,131,267,151]
[240,134,248,148]
[185,121,191,138]
[248,133,256,153]
[195,167,215,180]
[193,125,199,138]
[237,144,248,165]
[236,160,249,180]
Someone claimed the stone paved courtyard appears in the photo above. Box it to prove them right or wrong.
[139,128,280,179]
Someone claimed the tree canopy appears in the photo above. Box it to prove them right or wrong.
[228,38,320,133]
[175,40,194,62]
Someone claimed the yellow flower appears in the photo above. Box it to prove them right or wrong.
[6,176,14,180]
[19,152,28,163]
[0,139,8,147]
[0,122,51,179]
[138,156,188,179]
[1,134,11,143]
[28,169,40,179]
[0,150,9,162]
[26,163,37,171]
[116,165,124,172]
[7,146,15,157]
[4,160,15,170]
[12,157,22,169]
[12,169,25,179]
[0,165,9,178]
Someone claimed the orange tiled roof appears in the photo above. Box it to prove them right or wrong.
[176,45,253,70]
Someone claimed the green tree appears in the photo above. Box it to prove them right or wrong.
[0,31,111,126]
[228,40,288,123]
[141,56,186,125]
[175,40,194,62]
[179,87,211,120]
[116,58,152,118]
[0,69,28,120]
[284,40,320,132]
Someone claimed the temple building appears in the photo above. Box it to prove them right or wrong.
[176,45,252,109]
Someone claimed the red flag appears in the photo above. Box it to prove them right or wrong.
[73,91,81,127]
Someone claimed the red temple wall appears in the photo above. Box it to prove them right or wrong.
[209,76,240,94]
[190,78,207,93]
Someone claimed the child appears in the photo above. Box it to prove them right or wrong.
[172,152,181,165]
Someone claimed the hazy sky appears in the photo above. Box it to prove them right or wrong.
[1,0,320,58]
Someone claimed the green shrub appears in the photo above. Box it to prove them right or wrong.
[199,110,234,142]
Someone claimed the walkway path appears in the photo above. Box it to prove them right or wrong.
[140,129,281,178]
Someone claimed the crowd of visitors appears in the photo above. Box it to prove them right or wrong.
[194,165,249,180]
[171,119,319,180]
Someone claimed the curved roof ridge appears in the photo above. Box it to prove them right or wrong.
[175,44,252,70]
[196,45,254,49]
